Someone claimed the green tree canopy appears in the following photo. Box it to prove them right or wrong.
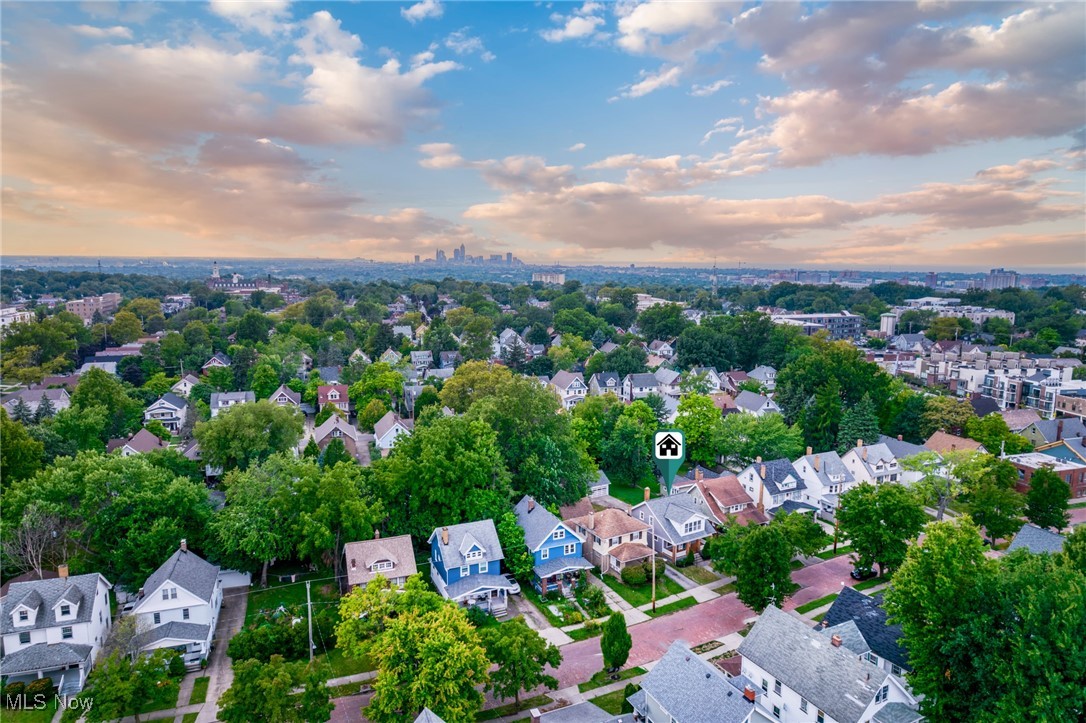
[674,393,720,468]
[1025,467,1071,531]
[480,618,561,707]
[601,612,632,671]
[836,394,881,454]
[193,399,303,472]
[713,413,804,470]
[836,483,927,577]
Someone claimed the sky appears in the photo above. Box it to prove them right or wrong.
[1,1,1084,270]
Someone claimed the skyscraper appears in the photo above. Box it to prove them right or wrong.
[459,243,466,261]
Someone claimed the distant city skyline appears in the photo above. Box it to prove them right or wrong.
[2,2,1083,268]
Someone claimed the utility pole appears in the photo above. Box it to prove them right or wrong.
[306,580,313,662]
[651,538,657,613]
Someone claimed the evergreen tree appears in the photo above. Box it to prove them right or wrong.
[836,394,881,454]
[10,397,34,425]
[803,377,841,452]
[33,394,56,423]
[319,437,354,468]
[601,612,632,672]
[499,337,528,371]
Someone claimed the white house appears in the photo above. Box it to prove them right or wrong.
[747,365,778,392]
[688,366,723,391]
[653,367,682,397]
[144,393,188,434]
[792,450,857,519]
[131,542,222,669]
[588,372,621,397]
[209,391,255,418]
[737,458,809,513]
[841,442,901,485]
[1,389,71,417]
[630,495,714,563]
[622,373,659,402]
[548,371,587,409]
[374,410,414,451]
[628,641,754,723]
[734,390,782,416]
[170,374,201,398]
[0,569,113,695]
[647,339,675,359]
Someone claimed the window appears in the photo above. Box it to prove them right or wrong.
[162,589,170,600]
[553,529,566,540]
[541,548,550,560]
[171,588,177,599]
[564,543,576,556]
[19,632,30,644]
[800,698,808,713]
[639,511,644,520]
[891,664,903,677]
[867,652,879,665]
[373,561,394,572]
[817,711,825,723]
[465,550,483,561]
[761,679,768,693]
[18,610,28,622]
[182,609,190,620]
[62,626,73,639]
[60,604,71,616]
[153,613,161,625]
[772,706,780,719]
[683,520,701,534]
[875,684,890,703]
[774,680,781,696]
[460,566,469,577]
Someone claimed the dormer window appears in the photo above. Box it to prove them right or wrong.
[683,520,701,534]
[18,610,28,622]
[60,604,71,617]
[465,550,483,561]
[373,561,394,572]
[553,529,566,540]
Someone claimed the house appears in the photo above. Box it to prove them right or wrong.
[630,495,713,562]
[733,391,781,417]
[622,373,659,402]
[414,709,448,723]
[317,384,350,413]
[721,370,750,395]
[1021,417,1086,447]
[348,349,371,365]
[267,384,301,409]
[1004,452,1086,498]
[0,568,112,695]
[410,350,434,371]
[513,496,592,595]
[889,334,933,354]
[627,641,754,723]
[1,388,71,417]
[590,469,610,498]
[1036,437,1086,465]
[689,366,723,391]
[171,374,201,397]
[536,701,621,723]
[1006,523,1065,554]
[131,541,222,669]
[379,348,402,365]
[316,366,341,384]
[106,428,169,456]
[647,339,675,359]
[737,458,808,513]
[841,443,901,485]
[747,365,777,392]
[374,410,413,451]
[598,340,619,354]
[438,351,462,369]
[201,352,231,371]
[392,324,414,342]
[427,520,515,615]
[923,431,985,455]
[738,606,917,723]
[673,467,766,527]
[498,328,522,350]
[821,587,910,679]
[549,370,587,409]
[312,415,373,466]
[566,508,653,575]
[144,393,188,434]
[588,372,622,397]
[424,367,454,382]
[209,391,255,418]
[792,450,857,519]
[344,534,418,588]
[1000,408,1042,432]
[654,367,682,397]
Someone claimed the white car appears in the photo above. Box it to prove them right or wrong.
[503,574,522,595]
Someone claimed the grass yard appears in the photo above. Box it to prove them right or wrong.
[245,571,339,625]
[646,596,697,618]
[815,544,854,560]
[183,714,199,723]
[318,647,375,678]
[477,695,553,721]
[590,687,634,715]
[853,578,888,592]
[188,676,210,705]
[578,666,646,693]
[737,621,755,637]
[608,483,657,506]
[2,699,60,723]
[327,681,373,699]
[789,559,805,570]
[601,573,684,608]
[795,593,838,615]
[677,564,719,585]
[713,581,737,595]
[139,681,180,714]
[567,624,603,641]
[1070,501,1086,509]
[812,611,826,623]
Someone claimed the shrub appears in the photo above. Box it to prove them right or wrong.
[25,678,54,697]
[621,682,638,713]
[583,619,600,634]
[228,611,308,663]
[563,610,584,625]
[168,652,186,677]
[4,681,26,705]
[578,584,609,618]
[621,564,647,586]
[465,606,495,628]
[700,537,715,561]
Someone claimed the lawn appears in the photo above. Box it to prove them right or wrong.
[522,587,581,627]
[477,695,552,721]
[1070,501,1086,509]
[567,624,603,641]
[591,687,634,715]
[3,698,60,723]
[646,596,697,618]
[789,559,805,570]
[601,573,684,608]
[795,592,838,614]
[327,681,373,699]
[246,571,338,625]
[578,666,646,693]
[139,681,180,714]
[608,483,657,506]
[188,676,210,705]
[713,581,737,595]
[677,564,719,585]
[853,578,888,592]
[182,714,198,723]
[318,647,375,678]
[815,544,854,560]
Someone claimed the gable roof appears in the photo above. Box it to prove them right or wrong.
[210,391,255,408]
[878,435,927,459]
[413,709,446,723]
[589,372,621,388]
[969,396,1002,418]
[795,451,855,488]
[514,496,579,550]
[151,392,187,410]
[203,352,231,367]
[1028,417,1086,443]
[1007,523,1065,554]
[632,495,710,544]
[924,431,984,454]
[734,390,772,412]
[428,519,504,568]
[638,641,754,723]
[0,642,93,676]
[107,428,169,454]
[624,372,658,387]
[739,606,889,723]
[824,587,909,670]
[538,701,621,723]
[138,547,220,606]
[374,410,413,440]
[1,573,110,634]
[549,370,585,391]
[999,408,1042,432]
[747,365,776,381]
[343,535,418,586]
[567,507,650,539]
[687,474,762,525]
[313,414,360,443]
[2,388,69,407]
[268,385,301,405]
[654,367,681,386]
[849,442,897,472]
[746,458,806,497]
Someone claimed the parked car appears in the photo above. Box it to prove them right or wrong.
[503,574,522,595]
[850,565,876,581]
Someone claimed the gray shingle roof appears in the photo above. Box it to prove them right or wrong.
[749,458,807,497]
[824,588,910,670]
[637,641,754,723]
[414,709,446,723]
[739,606,887,723]
[625,373,658,387]
[1030,418,1086,443]
[878,435,927,459]
[137,548,219,607]
[1007,523,1065,554]
[734,390,772,412]
[443,574,516,599]
[137,621,211,647]
[2,574,109,634]
[821,619,870,656]
[633,495,711,545]
[343,535,418,587]
[158,392,188,409]
[534,556,592,579]
[210,391,255,408]
[550,370,585,391]
[539,701,623,722]
[428,519,504,569]
[0,642,92,675]
[268,385,301,405]
[514,496,577,550]
[873,702,924,723]
[796,451,854,488]
[590,372,621,389]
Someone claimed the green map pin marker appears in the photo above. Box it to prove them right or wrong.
[653,429,686,496]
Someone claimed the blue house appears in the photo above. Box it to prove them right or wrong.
[427,520,516,616]
[514,496,592,595]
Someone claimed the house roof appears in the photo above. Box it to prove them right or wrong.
[411,350,433,364]
[680,473,757,524]
[428,519,504,568]
[137,621,211,647]
[313,415,360,443]
[317,384,349,406]
[203,352,231,367]
[559,496,594,521]
[374,410,413,440]
[343,535,418,586]
[589,372,621,388]
[514,496,578,551]
[535,556,593,578]
[969,396,1002,418]
[598,341,619,354]
[606,541,655,563]
[549,370,585,392]
[999,408,1042,431]
[443,573,517,599]
[739,606,889,723]
[268,385,301,405]
[734,390,772,412]
[872,702,924,723]
[632,495,711,545]
[151,392,187,410]
[414,709,446,723]
[0,570,59,599]
[638,641,754,723]
[107,428,169,454]
[2,388,69,407]
[647,339,672,351]
[624,373,658,387]
[137,547,220,607]
[924,431,984,454]
[747,365,776,381]
[316,367,342,383]
[0,642,93,675]
[746,458,806,497]
[567,508,650,540]
[537,701,622,723]
[795,451,854,489]
[1029,417,1086,443]
[210,391,255,408]
[2,573,110,635]
[877,435,926,459]
[654,367,681,386]
[848,442,898,474]
[1007,523,1065,554]
[824,587,910,670]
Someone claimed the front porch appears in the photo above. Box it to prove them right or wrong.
[0,642,92,695]
[439,573,517,617]
[533,556,593,596]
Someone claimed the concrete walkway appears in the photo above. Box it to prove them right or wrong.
[586,572,631,611]
[663,564,698,591]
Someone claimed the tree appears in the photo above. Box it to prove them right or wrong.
[600,612,632,671]
[1064,525,1086,573]
[836,483,927,577]
[637,303,688,341]
[835,394,881,454]
[500,336,529,371]
[920,396,977,438]
[109,310,144,344]
[712,523,795,612]
[674,394,720,468]
[1025,467,1071,531]
[194,400,304,472]
[965,413,1032,455]
[0,503,71,579]
[70,367,143,439]
[50,404,109,452]
[33,393,56,423]
[336,575,445,661]
[302,437,320,459]
[367,604,490,723]
[347,362,404,411]
[480,618,561,708]
[641,392,669,425]
[803,377,842,452]
[9,396,35,425]
[774,511,831,558]
[713,413,804,470]
[601,402,658,486]
[219,655,332,723]
[902,451,960,521]
[967,474,1024,548]
[496,511,534,582]
[679,370,713,396]
[144,419,172,441]
[460,315,495,361]
[0,409,43,486]
[250,364,281,400]
[235,309,271,345]
[357,398,390,431]
[81,650,179,723]
[314,403,346,426]
[295,462,383,584]
[438,361,513,413]
[776,338,890,428]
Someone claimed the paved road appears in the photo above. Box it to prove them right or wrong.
[197,586,249,723]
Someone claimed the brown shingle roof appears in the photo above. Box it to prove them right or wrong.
[924,431,984,454]
[343,535,417,586]
[608,542,654,563]
[567,508,649,540]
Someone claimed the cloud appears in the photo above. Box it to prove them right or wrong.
[541,2,606,43]
[69,24,132,39]
[700,117,742,145]
[445,29,495,62]
[418,143,573,192]
[690,78,732,97]
[209,0,292,36]
[401,0,443,24]
[418,142,465,169]
[615,64,682,99]
[568,142,586,152]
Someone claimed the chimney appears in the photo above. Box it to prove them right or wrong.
[755,455,762,464]
[588,511,595,530]
[528,499,535,513]
[1057,419,1064,440]
[831,634,842,647]
[743,686,756,702]
[180,538,188,552]
[760,464,766,479]
[644,486,651,502]
[350,558,356,571]
[58,564,69,579]
[806,446,813,456]
[813,455,820,472]
[856,438,863,449]
[137,587,145,599]
[862,447,868,461]
[897,434,903,441]
[820,619,829,630]
[441,527,449,545]
[374,529,380,539]
[757,480,765,514]
[695,467,703,481]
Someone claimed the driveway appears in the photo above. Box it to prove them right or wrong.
[197,585,249,723]
[508,593,552,630]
